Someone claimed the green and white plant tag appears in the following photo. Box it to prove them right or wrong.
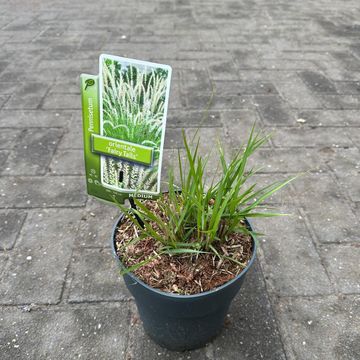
[81,54,172,204]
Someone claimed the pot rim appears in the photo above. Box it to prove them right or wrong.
[111,213,257,299]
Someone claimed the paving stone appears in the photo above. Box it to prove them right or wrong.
[2,128,63,176]
[49,149,84,175]
[334,81,360,95]
[42,93,80,110]
[273,73,323,109]
[276,51,332,62]
[180,68,211,93]
[0,253,7,276]
[0,66,57,83]
[174,59,206,71]
[2,15,35,31]
[34,24,67,39]
[231,52,262,70]
[324,147,360,202]
[314,60,360,82]
[10,31,40,45]
[75,198,120,248]
[167,110,221,128]
[185,126,227,154]
[79,32,111,51]
[0,305,130,359]
[58,119,84,149]
[0,209,82,304]
[256,59,319,72]
[292,173,360,243]
[50,65,97,84]
[47,44,79,59]
[0,210,26,250]
[238,70,300,82]
[0,60,9,74]
[0,110,72,128]
[0,176,87,208]
[318,94,360,110]
[320,244,360,294]
[172,49,207,61]
[0,150,8,167]
[350,43,360,58]
[164,128,185,149]
[36,58,97,76]
[0,129,23,149]
[212,81,278,96]
[347,127,360,148]
[331,52,360,71]
[6,29,43,43]
[168,81,186,109]
[0,82,18,96]
[248,147,326,173]
[160,148,187,185]
[68,248,130,302]
[220,109,268,149]
[270,126,353,148]
[0,95,9,108]
[254,207,332,296]
[297,110,360,127]
[254,95,295,125]
[318,19,360,37]
[186,93,254,110]
[275,295,360,360]
[318,146,359,172]
[3,82,49,110]
[299,70,338,93]
[48,79,81,95]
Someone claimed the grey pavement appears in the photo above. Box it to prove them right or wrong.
[0,0,360,359]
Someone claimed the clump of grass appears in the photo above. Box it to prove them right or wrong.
[117,126,298,273]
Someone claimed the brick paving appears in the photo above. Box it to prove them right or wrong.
[0,0,360,359]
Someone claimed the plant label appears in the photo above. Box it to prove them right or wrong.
[81,54,172,204]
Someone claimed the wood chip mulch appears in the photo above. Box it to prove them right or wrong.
[115,200,253,295]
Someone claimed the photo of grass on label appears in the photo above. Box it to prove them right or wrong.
[100,55,171,193]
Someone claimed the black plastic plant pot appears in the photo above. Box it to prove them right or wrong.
[111,214,257,351]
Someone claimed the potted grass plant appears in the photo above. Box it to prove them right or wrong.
[112,126,296,351]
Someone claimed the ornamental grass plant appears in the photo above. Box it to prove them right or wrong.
[116,125,297,284]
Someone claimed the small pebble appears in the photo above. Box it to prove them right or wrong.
[21,305,32,313]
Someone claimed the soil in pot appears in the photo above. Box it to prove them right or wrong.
[115,199,254,295]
